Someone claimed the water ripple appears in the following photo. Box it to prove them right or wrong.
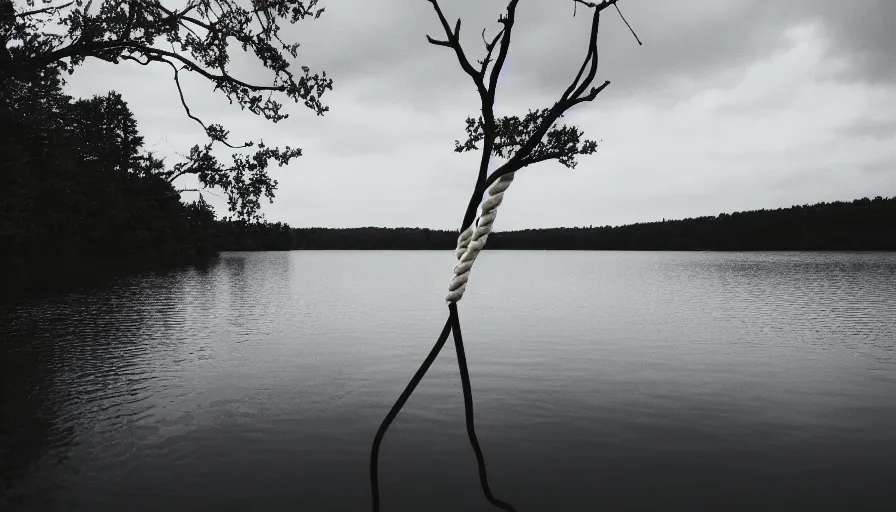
[2,251,896,510]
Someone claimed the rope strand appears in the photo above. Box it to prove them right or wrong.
[370,317,453,511]
[447,172,516,303]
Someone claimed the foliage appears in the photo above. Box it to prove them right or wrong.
[454,110,598,168]
[1,0,332,221]
[0,69,218,299]
[157,140,301,220]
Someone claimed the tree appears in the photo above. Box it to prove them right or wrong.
[1,69,224,297]
[370,1,642,511]
[68,91,144,177]
[431,0,641,229]
[1,0,333,220]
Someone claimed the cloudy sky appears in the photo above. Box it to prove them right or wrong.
[64,0,896,230]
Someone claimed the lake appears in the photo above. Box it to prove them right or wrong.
[2,251,895,511]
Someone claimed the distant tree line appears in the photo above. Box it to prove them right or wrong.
[212,195,896,251]
[211,223,459,250]
[490,196,896,251]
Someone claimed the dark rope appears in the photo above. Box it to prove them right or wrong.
[449,303,517,511]
[369,307,516,511]
[369,316,452,511]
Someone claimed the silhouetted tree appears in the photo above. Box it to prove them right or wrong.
[1,0,332,220]
[370,2,643,511]
[68,91,144,177]
[426,0,639,229]
[0,68,217,300]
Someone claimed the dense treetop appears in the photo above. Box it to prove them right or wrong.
[1,0,333,221]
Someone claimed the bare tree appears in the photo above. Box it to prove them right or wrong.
[370,1,641,510]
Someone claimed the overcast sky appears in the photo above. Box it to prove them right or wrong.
[64,0,896,230]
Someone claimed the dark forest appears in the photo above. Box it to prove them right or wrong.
[1,70,218,297]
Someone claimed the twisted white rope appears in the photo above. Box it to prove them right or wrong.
[446,172,516,303]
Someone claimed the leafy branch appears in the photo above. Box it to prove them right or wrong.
[1,0,334,221]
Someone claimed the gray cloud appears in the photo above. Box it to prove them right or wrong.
[60,0,896,229]
[770,0,896,82]
[295,0,896,109]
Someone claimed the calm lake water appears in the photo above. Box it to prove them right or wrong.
[2,251,896,511]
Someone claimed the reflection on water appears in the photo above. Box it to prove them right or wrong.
[2,251,895,511]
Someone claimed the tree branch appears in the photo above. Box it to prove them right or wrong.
[562,6,601,101]
[6,38,286,96]
[14,1,75,18]
[571,10,601,100]
[432,0,630,231]
[118,1,136,42]
[520,151,566,167]
[612,1,642,45]
[488,4,613,182]
[486,0,519,100]
[571,79,611,106]
[426,0,486,97]
[119,53,152,65]
[478,27,504,80]
[166,166,194,183]
[143,0,214,31]
[425,35,452,48]
[481,78,607,190]
[427,0,501,229]
[159,58,247,150]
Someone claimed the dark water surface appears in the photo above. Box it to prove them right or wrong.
[2,251,896,511]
